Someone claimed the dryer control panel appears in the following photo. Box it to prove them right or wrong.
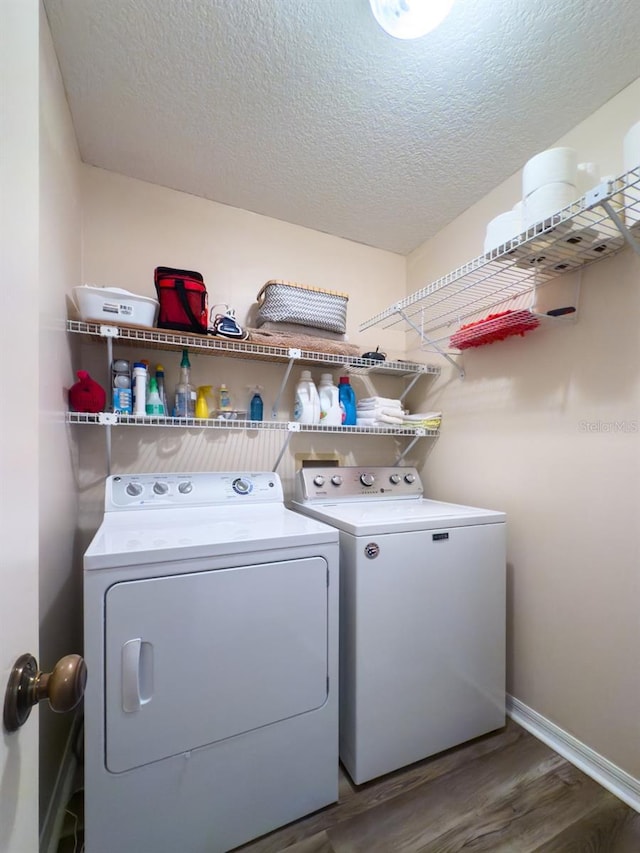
[106,472,283,510]
[295,466,423,502]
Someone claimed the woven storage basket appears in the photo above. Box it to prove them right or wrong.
[255,279,349,335]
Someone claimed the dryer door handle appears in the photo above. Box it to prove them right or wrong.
[122,639,153,713]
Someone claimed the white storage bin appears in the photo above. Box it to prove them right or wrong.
[73,286,159,327]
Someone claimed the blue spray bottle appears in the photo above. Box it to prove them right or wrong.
[249,386,264,421]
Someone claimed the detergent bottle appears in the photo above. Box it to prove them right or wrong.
[195,385,212,419]
[338,376,357,425]
[318,373,342,426]
[294,370,320,424]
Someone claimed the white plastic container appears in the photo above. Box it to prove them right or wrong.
[318,374,342,426]
[294,370,320,425]
[72,285,159,327]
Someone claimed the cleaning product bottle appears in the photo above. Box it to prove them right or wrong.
[217,383,232,413]
[132,362,147,416]
[249,386,264,421]
[145,377,165,415]
[318,373,342,426]
[338,375,357,425]
[155,364,169,415]
[195,385,212,419]
[294,370,321,424]
[173,349,195,418]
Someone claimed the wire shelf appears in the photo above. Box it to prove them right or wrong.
[360,168,640,350]
[67,320,440,377]
[66,412,438,437]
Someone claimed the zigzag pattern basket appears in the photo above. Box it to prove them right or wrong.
[255,279,349,335]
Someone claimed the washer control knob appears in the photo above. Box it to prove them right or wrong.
[125,483,143,497]
[313,475,325,487]
[232,478,252,495]
[330,475,343,486]
[404,473,416,484]
[178,481,193,494]
[360,473,375,487]
[389,474,401,485]
[153,481,169,495]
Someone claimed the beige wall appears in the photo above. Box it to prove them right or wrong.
[406,79,640,779]
[77,166,409,518]
[38,4,82,834]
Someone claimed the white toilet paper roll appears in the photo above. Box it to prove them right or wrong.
[524,182,579,229]
[523,147,578,197]
[484,210,522,255]
[623,120,640,172]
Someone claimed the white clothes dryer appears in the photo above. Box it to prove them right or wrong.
[83,472,339,853]
[291,466,506,785]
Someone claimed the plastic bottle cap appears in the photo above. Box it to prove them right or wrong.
[180,349,190,367]
[320,373,333,382]
[339,376,349,384]
[300,370,313,380]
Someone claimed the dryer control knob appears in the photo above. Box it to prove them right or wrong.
[178,482,193,494]
[232,478,252,495]
[313,475,325,487]
[404,473,416,484]
[389,474,401,485]
[360,473,375,487]
[126,483,143,497]
[153,482,169,495]
[331,475,343,486]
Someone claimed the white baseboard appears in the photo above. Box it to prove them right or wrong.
[507,694,640,813]
[40,711,83,853]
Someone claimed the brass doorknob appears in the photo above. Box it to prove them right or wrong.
[3,653,87,733]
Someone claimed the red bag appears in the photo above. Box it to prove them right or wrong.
[154,266,208,334]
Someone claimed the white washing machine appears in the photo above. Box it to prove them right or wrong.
[291,465,506,785]
[83,471,339,853]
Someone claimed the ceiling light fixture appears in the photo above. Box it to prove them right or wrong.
[369,0,455,40]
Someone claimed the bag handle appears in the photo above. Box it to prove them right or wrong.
[174,279,205,333]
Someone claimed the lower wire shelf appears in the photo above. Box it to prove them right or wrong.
[66,411,439,438]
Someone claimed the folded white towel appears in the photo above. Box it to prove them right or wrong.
[356,406,405,418]
[357,397,403,408]
[357,413,404,426]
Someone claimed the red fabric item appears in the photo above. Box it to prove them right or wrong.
[69,370,106,413]
[450,310,540,350]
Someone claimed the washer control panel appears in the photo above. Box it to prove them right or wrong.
[107,472,283,510]
[295,466,423,501]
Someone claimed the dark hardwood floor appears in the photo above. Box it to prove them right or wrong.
[57,719,640,852]
[235,720,640,853]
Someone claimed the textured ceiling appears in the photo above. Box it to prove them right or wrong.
[44,0,640,255]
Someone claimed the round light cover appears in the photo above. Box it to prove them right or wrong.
[369,0,455,39]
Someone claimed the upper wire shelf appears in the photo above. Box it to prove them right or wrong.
[360,168,640,350]
[67,320,440,377]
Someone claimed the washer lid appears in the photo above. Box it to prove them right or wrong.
[290,498,505,536]
[84,504,337,570]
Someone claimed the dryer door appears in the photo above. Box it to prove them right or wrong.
[104,557,328,772]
